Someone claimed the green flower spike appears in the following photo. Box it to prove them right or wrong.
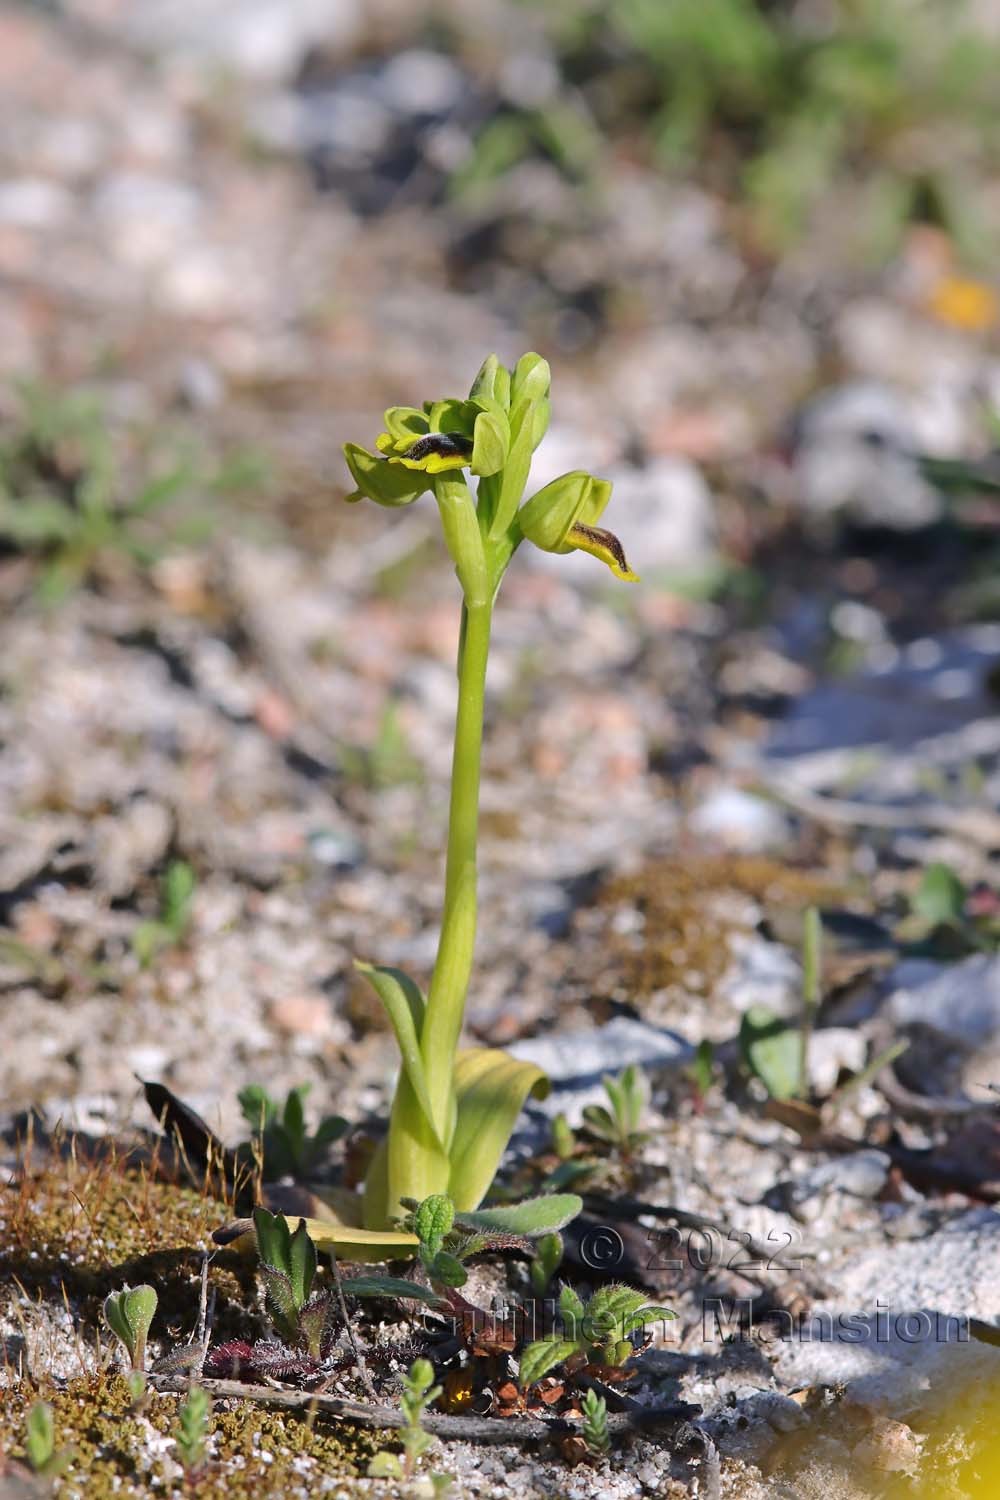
[518,469,639,582]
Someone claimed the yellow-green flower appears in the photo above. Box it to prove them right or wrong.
[518,470,639,582]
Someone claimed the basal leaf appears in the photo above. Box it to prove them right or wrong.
[447,1047,550,1211]
[457,1193,583,1238]
[353,961,441,1146]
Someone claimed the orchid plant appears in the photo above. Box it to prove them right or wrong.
[273,354,636,1256]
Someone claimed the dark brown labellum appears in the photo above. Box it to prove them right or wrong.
[405,432,474,461]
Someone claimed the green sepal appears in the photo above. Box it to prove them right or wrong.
[468,354,511,410]
[470,403,510,478]
[343,443,429,506]
[488,397,536,540]
[530,396,551,449]
[510,352,551,409]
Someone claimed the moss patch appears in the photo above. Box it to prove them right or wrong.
[594,853,837,1001]
[1,1138,255,1338]
[2,1373,380,1498]
[1,1140,385,1498]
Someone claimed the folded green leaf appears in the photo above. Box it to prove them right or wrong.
[353,961,441,1147]
[287,1217,317,1308]
[103,1285,158,1370]
[447,1047,551,1211]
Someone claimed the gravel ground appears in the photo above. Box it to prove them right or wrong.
[2,5,1000,1497]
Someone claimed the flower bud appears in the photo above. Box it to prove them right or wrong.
[518,471,638,582]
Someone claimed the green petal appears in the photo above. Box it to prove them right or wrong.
[447,1046,550,1211]
[428,398,476,437]
[343,443,429,507]
[383,406,428,443]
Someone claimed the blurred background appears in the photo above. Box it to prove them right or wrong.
[1,0,999,1127]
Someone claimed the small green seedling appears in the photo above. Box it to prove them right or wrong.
[741,908,910,1111]
[238,1082,348,1180]
[797,905,822,1098]
[518,1283,673,1386]
[24,1401,73,1479]
[103,1284,158,1371]
[580,1387,611,1457]
[550,1112,576,1160]
[367,1358,449,1489]
[411,1194,467,1289]
[252,1207,335,1360]
[912,862,967,928]
[133,861,196,968]
[741,907,823,1103]
[173,1385,211,1479]
[687,1038,716,1100]
[740,1005,808,1102]
[530,1231,564,1296]
[581,1064,649,1157]
[339,701,423,790]
[904,862,999,954]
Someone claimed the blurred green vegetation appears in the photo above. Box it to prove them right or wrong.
[0,382,265,603]
[461,0,1000,257]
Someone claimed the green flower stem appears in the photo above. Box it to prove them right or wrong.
[420,593,492,1145]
